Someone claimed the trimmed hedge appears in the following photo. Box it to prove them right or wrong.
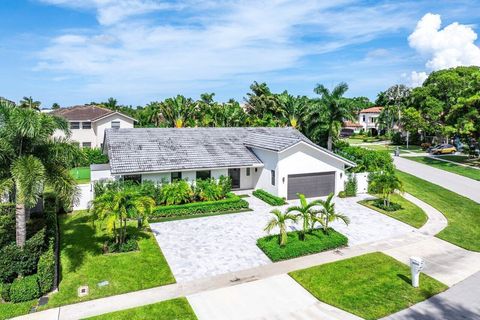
[257,228,348,262]
[150,196,249,219]
[337,146,394,173]
[0,203,15,247]
[10,275,40,303]
[1,282,11,302]
[252,189,286,206]
[37,243,55,294]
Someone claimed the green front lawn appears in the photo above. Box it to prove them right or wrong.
[403,156,480,181]
[290,252,447,320]
[70,166,91,184]
[396,170,480,251]
[257,228,348,262]
[86,298,197,320]
[43,211,175,308]
[359,194,427,228]
[435,155,480,168]
[0,300,36,320]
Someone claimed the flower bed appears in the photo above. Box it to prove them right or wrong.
[252,189,286,206]
[149,195,249,220]
[257,228,348,262]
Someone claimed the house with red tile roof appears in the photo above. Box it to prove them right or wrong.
[358,106,383,135]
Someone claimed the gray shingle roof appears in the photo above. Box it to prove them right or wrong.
[105,127,355,174]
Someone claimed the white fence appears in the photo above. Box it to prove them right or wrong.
[74,184,93,211]
[355,172,369,194]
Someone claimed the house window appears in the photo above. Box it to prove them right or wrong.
[70,122,80,129]
[196,170,211,180]
[123,175,141,184]
[82,122,91,129]
[246,168,251,176]
[362,115,365,122]
[111,121,120,129]
[171,171,182,182]
[82,142,91,149]
[271,170,275,186]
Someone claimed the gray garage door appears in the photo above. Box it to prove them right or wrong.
[287,172,335,200]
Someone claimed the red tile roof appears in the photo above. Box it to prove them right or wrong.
[343,121,363,128]
[51,105,115,121]
[360,106,383,113]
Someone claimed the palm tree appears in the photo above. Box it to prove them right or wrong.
[102,97,118,111]
[160,95,196,128]
[264,208,298,246]
[310,82,353,150]
[277,92,307,129]
[316,193,350,233]
[0,100,79,247]
[285,194,323,240]
[90,188,155,244]
[19,96,41,110]
[369,172,404,207]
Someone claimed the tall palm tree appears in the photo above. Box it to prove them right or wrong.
[264,208,298,246]
[19,96,41,110]
[102,97,118,111]
[285,194,323,240]
[316,193,350,233]
[310,82,353,150]
[0,101,79,247]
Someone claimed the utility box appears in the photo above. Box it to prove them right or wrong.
[410,256,425,288]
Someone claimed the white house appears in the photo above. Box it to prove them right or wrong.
[358,106,383,135]
[52,105,136,148]
[94,127,356,200]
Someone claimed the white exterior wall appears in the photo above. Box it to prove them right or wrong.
[249,148,278,195]
[211,169,228,179]
[142,172,171,184]
[52,113,134,148]
[239,167,254,189]
[277,143,346,198]
[94,114,134,148]
[359,112,381,130]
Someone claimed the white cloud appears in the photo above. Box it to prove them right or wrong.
[407,13,480,86]
[409,71,428,87]
[36,0,417,100]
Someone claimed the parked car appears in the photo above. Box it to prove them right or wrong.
[430,144,457,155]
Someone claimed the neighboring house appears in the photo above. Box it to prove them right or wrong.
[52,105,136,148]
[94,127,356,200]
[341,121,363,136]
[358,106,383,135]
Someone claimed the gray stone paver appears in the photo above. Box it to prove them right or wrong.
[150,193,414,282]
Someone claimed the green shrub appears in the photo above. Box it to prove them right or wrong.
[391,132,405,145]
[337,146,394,173]
[0,203,15,247]
[150,196,249,219]
[37,244,55,294]
[344,174,357,197]
[372,199,403,212]
[252,189,286,206]
[194,178,224,201]
[159,180,194,205]
[10,275,40,303]
[338,191,346,198]
[106,237,139,254]
[257,228,348,262]
[1,282,11,302]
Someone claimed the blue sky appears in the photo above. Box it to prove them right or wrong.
[1,0,480,108]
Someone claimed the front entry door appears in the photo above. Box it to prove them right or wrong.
[228,168,241,189]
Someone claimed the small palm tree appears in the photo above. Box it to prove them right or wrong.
[19,96,41,110]
[277,92,306,129]
[285,194,323,240]
[370,171,404,207]
[317,193,350,233]
[264,209,298,246]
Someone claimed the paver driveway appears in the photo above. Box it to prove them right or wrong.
[150,193,414,282]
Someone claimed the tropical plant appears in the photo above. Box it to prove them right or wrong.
[369,171,404,207]
[160,95,197,128]
[90,188,155,244]
[309,82,354,150]
[277,92,307,129]
[316,193,350,233]
[158,180,194,205]
[0,101,79,247]
[194,178,224,201]
[264,208,298,246]
[285,194,323,240]
[18,96,41,110]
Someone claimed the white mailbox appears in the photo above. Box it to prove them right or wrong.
[409,256,425,288]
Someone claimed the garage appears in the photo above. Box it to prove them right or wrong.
[287,172,335,200]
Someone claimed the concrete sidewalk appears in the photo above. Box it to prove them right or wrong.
[383,272,480,320]
[394,156,480,203]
